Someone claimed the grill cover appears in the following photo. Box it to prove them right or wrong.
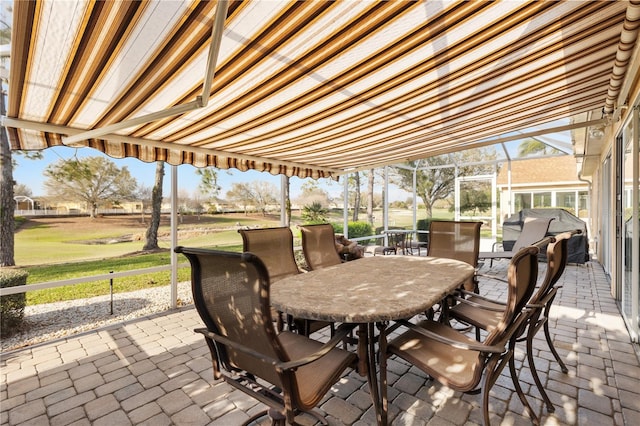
[502,209,589,264]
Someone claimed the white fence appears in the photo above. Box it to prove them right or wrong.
[14,209,163,216]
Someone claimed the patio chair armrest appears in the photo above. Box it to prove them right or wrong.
[533,236,556,248]
[453,295,506,311]
[537,287,560,305]
[196,328,280,366]
[278,323,358,371]
[476,273,508,283]
[456,289,507,305]
[197,323,358,372]
[491,241,503,252]
[395,319,506,353]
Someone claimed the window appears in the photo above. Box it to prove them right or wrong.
[533,192,551,208]
[556,191,576,211]
[578,191,589,218]
[514,193,531,211]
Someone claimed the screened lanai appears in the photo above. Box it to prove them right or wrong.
[373,125,578,242]
[2,0,640,341]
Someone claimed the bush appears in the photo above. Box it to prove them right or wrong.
[14,216,27,230]
[1,268,29,337]
[332,221,373,239]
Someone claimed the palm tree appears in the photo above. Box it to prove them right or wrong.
[301,201,328,223]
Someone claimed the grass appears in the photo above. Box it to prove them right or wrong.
[14,214,272,265]
[14,208,467,305]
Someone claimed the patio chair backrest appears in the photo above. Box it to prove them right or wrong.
[177,248,284,386]
[512,217,554,252]
[427,221,482,268]
[427,221,482,291]
[486,245,539,346]
[532,234,565,300]
[299,223,342,269]
[238,227,300,282]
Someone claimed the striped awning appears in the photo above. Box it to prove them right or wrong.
[4,0,638,179]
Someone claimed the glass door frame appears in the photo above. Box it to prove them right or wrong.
[618,104,639,343]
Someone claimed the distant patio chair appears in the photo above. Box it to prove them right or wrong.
[298,223,357,346]
[479,217,553,267]
[176,247,357,425]
[298,224,343,269]
[238,227,332,336]
[427,220,482,292]
[381,229,414,255]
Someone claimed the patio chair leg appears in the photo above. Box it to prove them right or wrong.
[544,319,569,374]
[508,352,540,425]
[481,379,491,426]
[527,325,555,413]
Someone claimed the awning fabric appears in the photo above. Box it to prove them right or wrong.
[4,0,636,179]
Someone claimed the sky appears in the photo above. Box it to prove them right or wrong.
[12,145,428,205]
[11,145,357,202]
[11,131,574,203]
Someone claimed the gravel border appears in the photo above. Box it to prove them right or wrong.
[1,282,194,353]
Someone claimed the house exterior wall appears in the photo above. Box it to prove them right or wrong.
[496,156,590,224]
[584,59,640,342]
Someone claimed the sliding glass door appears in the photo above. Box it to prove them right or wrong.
[620,105,639,342]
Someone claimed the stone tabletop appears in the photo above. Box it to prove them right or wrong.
[271,255,474,323]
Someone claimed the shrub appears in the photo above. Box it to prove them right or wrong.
[1,268,29,337]
[332,221,373,239]
[14,216,27,230]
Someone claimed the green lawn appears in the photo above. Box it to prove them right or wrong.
[14,208,462,305]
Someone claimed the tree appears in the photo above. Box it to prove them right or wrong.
[393,149,497,217]
[142,161,164,251]
[226,181,278,216]
[0,81,39,266]
[196,168,221,201]
[301,201,328,223]
[137,185,152,223]
[13,183,32,198]
[283,176,291,226]
[456,182,492,216]
[226,183,253,214]
[349,172,361,222]
[296,180,331,207]
[43,156,138,218]
[0,89,14,266]
[366,169,374,224]
[517,138,562,157]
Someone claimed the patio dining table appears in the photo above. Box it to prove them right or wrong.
[271,255,475,425]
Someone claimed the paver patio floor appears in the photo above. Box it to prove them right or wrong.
[2,260,639,425]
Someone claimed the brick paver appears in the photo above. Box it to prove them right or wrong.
[1,261,639,425]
